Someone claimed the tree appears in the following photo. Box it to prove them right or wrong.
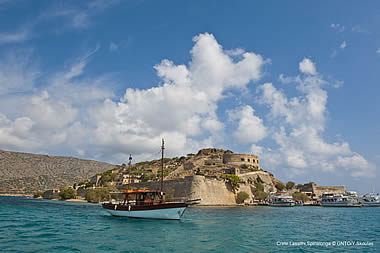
[255,191,268,201]
[222,174,240,191]
[292,192,309,202]
[33,191,43,198]
[59,187,77,200]
[141,172,155,182]
[236,191,250,204]
[251,182,268,201]
[85,188,110,203]
[275,182,285,191]
[286,181,295,190]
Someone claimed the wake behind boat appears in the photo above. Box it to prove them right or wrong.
[102,139,199,220]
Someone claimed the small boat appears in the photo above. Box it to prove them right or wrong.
[320,192,362,207]
[102,189,189,219]
[267,192,296,207]
[102,139,199,220]
[358,193,380,207]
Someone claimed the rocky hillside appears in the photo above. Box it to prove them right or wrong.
[0,150,115,194]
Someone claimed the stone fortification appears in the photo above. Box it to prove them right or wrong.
[299,182,346,199]
[130,175,243,205]
[222,153,261,170]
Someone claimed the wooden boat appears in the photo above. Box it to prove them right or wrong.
[102,139,199,219]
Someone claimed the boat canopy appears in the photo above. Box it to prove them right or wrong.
[123,189,164,195]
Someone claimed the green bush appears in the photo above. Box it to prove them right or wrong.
[236,191,250,204]
[59,187,77,200]
[85,188,110,203]
[286,181,295,190]
[33,191,43,198]
[275,182,286,191]
[251,182,268,201]
[141,172,156,182]
[240,164,248,169]
[222,174,240,191]
[195,168,205,176]
[292,192,309,202]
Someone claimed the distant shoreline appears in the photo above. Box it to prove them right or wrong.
[0,193,33,197]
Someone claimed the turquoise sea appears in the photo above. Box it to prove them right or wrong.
[0,197,378,252]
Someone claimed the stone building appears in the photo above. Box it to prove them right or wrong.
[298,182,346,200]
[222,153,261,170]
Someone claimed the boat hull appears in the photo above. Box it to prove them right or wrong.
[268,202,296,207]
[105,207,186,220]
[102,202,188,220]
[321,202,362,207]
[361,202,380,207]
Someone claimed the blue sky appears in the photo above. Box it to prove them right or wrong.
[0,0,379,192]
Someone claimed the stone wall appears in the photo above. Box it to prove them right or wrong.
[129,175,240,205]
[222,153,261,169]
[299,183,346,199]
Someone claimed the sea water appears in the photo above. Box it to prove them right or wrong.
[0,197,378,252]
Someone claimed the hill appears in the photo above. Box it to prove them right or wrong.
[0,150,115,194]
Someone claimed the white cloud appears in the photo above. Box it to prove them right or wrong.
[352,25,368,34]
[91,33,266,160]
[299,58,317,75]
[109,42,118,52]
[0,50,39,95]
[376,49,380,55]
[330,23,345,32]
[0,29,30,45]
[229,105,267,144]
[44,1,120,29]
[0,33,266,163]
[340,41,347,49]
[255,60,373,177]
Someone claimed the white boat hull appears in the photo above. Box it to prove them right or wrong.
[361,202,380,207]
[105,207,186,220]
[269,203,296,207]
[321,202,361,207]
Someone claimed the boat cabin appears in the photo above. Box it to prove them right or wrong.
[122,189,165,206]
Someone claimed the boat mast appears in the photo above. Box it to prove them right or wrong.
[161,138,164,195]
[128,154,132,190]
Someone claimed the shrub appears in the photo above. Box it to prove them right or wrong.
[59,187,77,200]
[236,191,250,204]
[85,188,110,203]
[255,191,268,201]
[240,164,248,169]
[292,192,309,202]
[141,172,155,182]
[33,191,43,198]
[195,168,205,176]
[275,182,285,191]
[286,181,295,190]
[251,182,268,201]
[222,174,240,191]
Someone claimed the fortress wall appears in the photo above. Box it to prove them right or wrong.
[313,185,346,198]
[130,175,238,205]
[222,153,261,169]
[238,171,275,192]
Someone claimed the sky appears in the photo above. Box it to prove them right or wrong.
[0,0,379,193]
